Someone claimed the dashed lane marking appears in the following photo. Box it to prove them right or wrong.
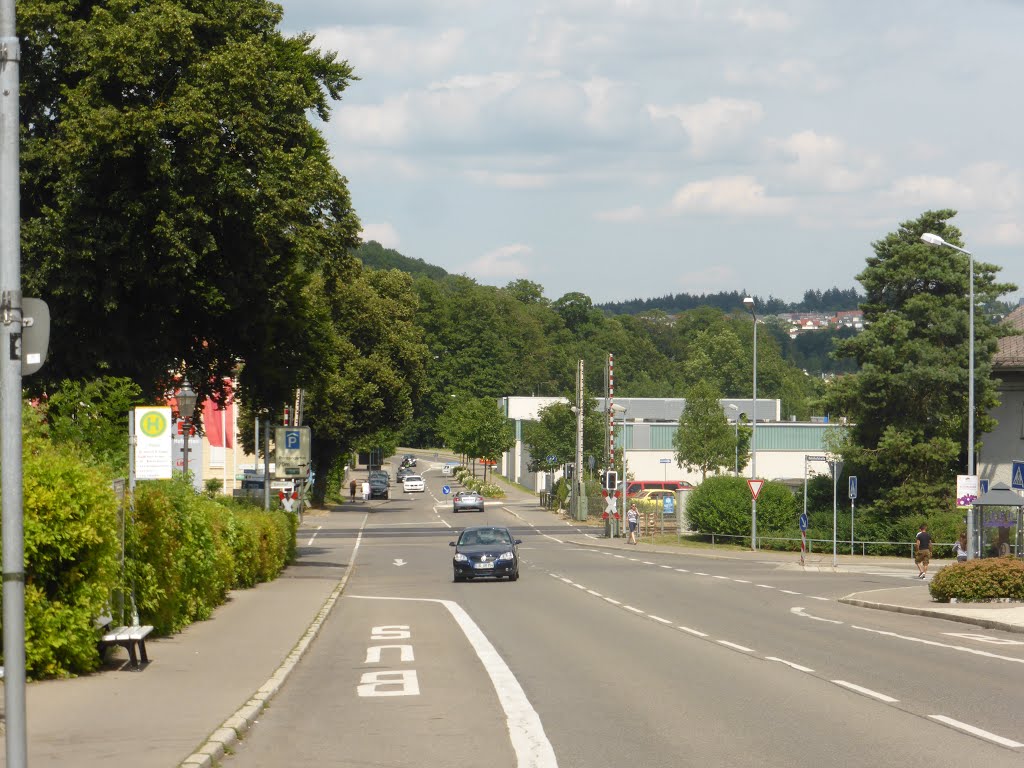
[928,716,1024,749]
[831,680,898,703]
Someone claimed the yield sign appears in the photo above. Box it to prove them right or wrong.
[747,479,765,500]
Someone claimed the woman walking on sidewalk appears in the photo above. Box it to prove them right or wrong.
[627,502,639,545]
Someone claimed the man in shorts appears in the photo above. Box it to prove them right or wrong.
[914,523,932,579]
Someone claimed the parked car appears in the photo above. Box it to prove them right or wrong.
[369,469,390,485]
[402,474,425,493]
[368,475,389,500]
[453,490,484,513]
[634,489,677,513]
[450,526,521,581]
[625,480,692,496]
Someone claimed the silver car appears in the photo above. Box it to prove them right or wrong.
[452,490,484,513]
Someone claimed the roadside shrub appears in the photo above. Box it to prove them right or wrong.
[686,476,796,539]
[478,483,505,498]
[13,435,120,679]
[929,557,1024,602]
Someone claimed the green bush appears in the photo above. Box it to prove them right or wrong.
[929,557,1024,602]
[478,483,505,498]
[686,476,796,539]
[14,435,120,679]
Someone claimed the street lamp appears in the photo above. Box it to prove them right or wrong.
[728,404,739,477]
[743,296,758,550]
[921,232,976,559]
[176,378,198,480]
[611,403,627,529]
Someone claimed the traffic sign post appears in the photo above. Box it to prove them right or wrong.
[798,510,809,565]
[829,459,843,568]
[1012,460,1024,490]
[848,475,857,557]
[274,426,311,479]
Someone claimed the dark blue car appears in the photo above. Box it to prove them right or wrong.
[450,526,521,582]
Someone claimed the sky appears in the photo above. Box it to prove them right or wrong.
[275,0,1024,306]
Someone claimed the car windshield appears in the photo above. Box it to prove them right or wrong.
[460,528,511,546]
[405,476,421,482]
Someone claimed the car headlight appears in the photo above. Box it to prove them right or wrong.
[454,553,469,562]
[498,551,515,561]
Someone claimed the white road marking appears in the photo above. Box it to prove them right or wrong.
[393,559,407,567]
[675,568,690,573]
[712,575,730,580]
[733,579,751,584]
[780,589,801,595]
[791,607,843,625]
[852,625,1024,665]
[831,680,898,703]
[350,596,558,767]
[587,590,602,597]
[928,715,1024,748]
[766,657,814,673]
[660,565,673,569]
[809,596,830,601]
[573,583,587,590]
[718,640,755,653]
[624,606,644,614]
[614,554,626,559]
[649,615,672,625]
[677,625,708,638]
[756,584,775,589]
[642,561,655,565]
[943,632,1024,646]
[306,525,322,546]
[604,597,621,606]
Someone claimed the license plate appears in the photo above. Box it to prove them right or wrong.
[474,562,495,569]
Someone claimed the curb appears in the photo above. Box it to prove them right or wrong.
[177,517,357,768]
[838,597,1024,635]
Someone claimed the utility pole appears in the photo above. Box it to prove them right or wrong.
[1,1,28,763]
[573,359,586,521]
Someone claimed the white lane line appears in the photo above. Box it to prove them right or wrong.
[780,590,801,595]
[560,577,573,584]
[677,625,708,638]
[306,525,322,546]
[642,561,655,565]
[756,584,775,589]
[694,572,709,576]
[766,657,814,673]
[675,568,690,573]
[587,590,603,597]
[733,579,751,584]
[852,625,1024,665]
[660,565,673,569]
[832,680,898,703]
[944,632,1024,646]
[649,615,673,625]
[928,715,1024,748]
[712,575,730,580]
[718,640,756,653]
[604,597,621,605]
[573,584,587,590]
[624,606,645,614]
[614,554,627,559]
[809,596,830,601]
[358,597,559,767]
[791,607,843,625]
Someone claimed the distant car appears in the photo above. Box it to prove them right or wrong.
[368,475,389,500]
[402,474,425,493]
[453,490,484,513]
[450,526,521,582]
[634,489,676,502]
[402,453,417,467]
[397,466,415,481]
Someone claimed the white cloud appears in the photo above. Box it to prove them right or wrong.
[648,98,764,157]
[360,222,401,248]
[883,164,1022,212]
[728,8,794,30]
[769,130,881,192]
[594,205,646,222]
[466,170,552,189]
[310,26,466,76]
[465,244,534,279]
[668,176,793,216]
[724,59,839,92]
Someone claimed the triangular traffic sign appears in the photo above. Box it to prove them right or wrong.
[1014,464,1024,489]
[747,479,765,500]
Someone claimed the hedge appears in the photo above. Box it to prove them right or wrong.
[929,557,1024,602]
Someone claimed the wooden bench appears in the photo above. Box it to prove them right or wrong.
[99,624,154,668]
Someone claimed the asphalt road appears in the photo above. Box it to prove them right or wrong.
[225,459,1024,767]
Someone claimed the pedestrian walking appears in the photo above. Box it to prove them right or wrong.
[914,523,932,578]
[349,478,357,503]
[952,532,968,562]
[361,480,370,501]
[627,502,639,545]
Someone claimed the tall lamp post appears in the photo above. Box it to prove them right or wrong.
[611,403,628,527]
[728,404,739,476]
[743,297,758,550]
[177,379,198,480]
[921,232,976,559]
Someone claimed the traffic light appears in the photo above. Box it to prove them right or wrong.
[603,470,618,491]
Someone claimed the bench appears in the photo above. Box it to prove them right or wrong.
[99,624,154,668]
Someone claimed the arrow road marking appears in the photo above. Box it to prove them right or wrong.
[791,607,843,624]
[393,559,407,567]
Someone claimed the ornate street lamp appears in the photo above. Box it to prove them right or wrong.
[176,379,198,479]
